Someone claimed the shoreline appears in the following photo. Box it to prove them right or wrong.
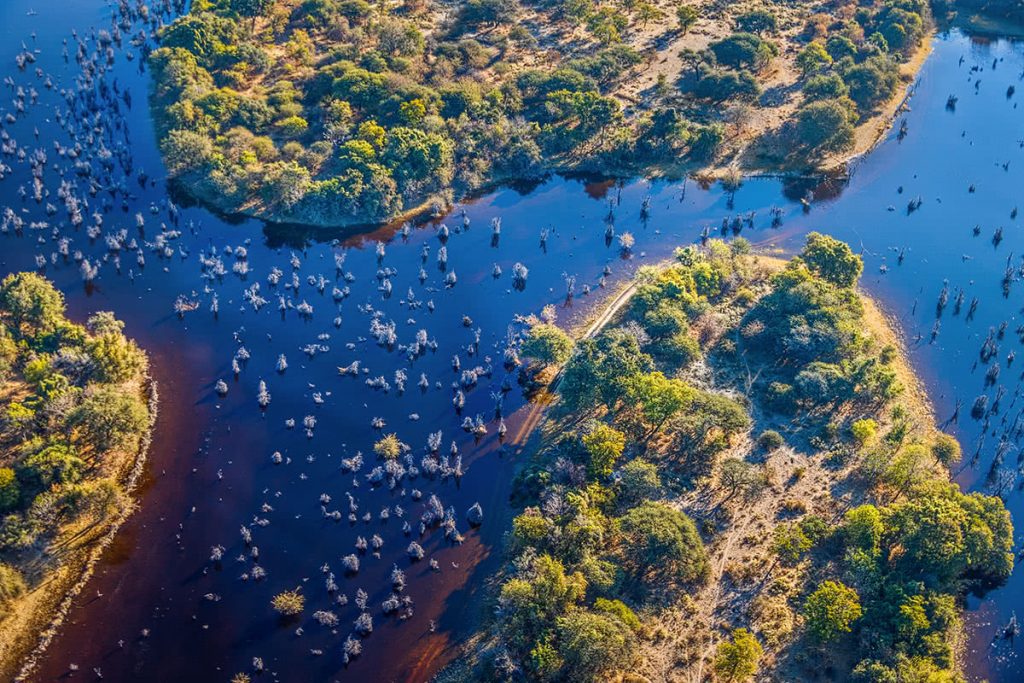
[158,27,940,233]
[0,378,159,682]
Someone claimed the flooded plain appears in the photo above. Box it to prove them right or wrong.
[1,1,1023,680]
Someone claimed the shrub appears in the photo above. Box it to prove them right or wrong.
[618,501,708,584]
[850,418,878,446]
[803,580,862,642]
[709,33,778,71]
[713,627,763,681]
[694,69,761,102]
[758,430,784,451]
[0,468,19,512]
[521,323,573,367]
[796,99,857,155]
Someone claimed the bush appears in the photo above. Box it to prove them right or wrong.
[803,580,862,642]
[618,501,708,585]
[795,99,857,155]
[758,430,784,451]
[709,33,778,71]
[850,418,877,446]
[713,627,763,681]
[0,468,19,512]
[694,70,760,102]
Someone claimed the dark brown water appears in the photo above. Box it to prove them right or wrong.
[1,2,1023,680]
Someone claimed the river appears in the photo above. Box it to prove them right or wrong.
[0,1,1022,680]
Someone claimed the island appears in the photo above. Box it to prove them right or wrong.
[149,0,931,226]
[441,235,1013,681]
[0,274,154,681]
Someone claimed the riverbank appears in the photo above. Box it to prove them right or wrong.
[441,240,1010,681]
[0,276,157,682]
[0,377,156,682]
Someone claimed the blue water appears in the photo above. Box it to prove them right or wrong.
[0,2,1022,680]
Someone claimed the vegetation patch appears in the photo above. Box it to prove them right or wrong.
[446,236,1012,681]
[149,0,932,227]
[0,274,152,680]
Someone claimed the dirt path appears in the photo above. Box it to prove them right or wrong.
[511,273,644,448]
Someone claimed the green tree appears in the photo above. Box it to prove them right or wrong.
[555,609,637,679]
[796,42,833,77]
[626,371,695,435]
[850,418,877,446]
[618,501,708,584]
[500,554,587,648]
[843,504,883,556]
[713,628,763,681]
[796,99,856,155]
[617,458,661,506]
[709,33,777,71]
[930,433,961,467]
[772,521,812,564]
[230,0,275,30]
[676,4,699,33]
[799,232,863,288]
[804,580,862,642]
[86,333,147,384]
[735,9,776,34]
[582,424,626,478]
[521,323,573,368]
[69,387,149,455]
[0,273,66,339]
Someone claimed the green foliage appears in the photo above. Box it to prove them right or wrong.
[0,469,19,513]
[70,387,149,455]
[617,458,661,507]
[86,332,147,384]
[803,73,850,101]
[560,330,653,413]
[804,580,862,642]
[713,628,763,682]
[694,69,761,102]
[709,33,778,71]
[930,433,961,467]
[843,504,883,556]
[676,4,699,33]
[842,56,900,112]
[758,429,784,451]
[804,231,863,286]
[500,554,587,649]
[618,501,708,585]
[796,41,832,77]
[555,609,637,679]
[851,418,878,446]
[735,9,777,34]
[626,372,695,434]
[521,323,574,367]
[582,424,626,478]
[773,521,813,564]
[796,99,857,155]
[0,273,66,339]
[884,483,1014,585]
